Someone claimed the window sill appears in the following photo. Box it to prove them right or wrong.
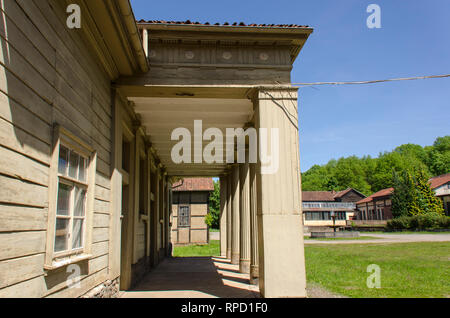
[44,253,92,271]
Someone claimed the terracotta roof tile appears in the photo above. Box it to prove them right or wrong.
[172,178,214,192]
[356,187,394,205]
[333,188,352,198]
[137,19,310,29]
[429,173,450,189]
[302,191,336,202]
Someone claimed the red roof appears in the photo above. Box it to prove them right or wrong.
[333,188,355,199]
[302,191,336,202]
[137,20,310,29]
[356,188,394,204]
[172,178,214,192]
[429,173,450,189]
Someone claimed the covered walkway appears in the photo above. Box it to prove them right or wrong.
[120,257,259,298]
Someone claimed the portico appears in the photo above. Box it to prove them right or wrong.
[114,21,313,297]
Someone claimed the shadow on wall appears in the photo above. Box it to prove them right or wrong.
[0,0,54,163]
[0,1,97,294]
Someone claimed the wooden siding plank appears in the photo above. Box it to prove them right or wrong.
[0,90,51,147]
[92,228,109,243]
[0,275,45,298]
[93,213,110,228]
[0,231,46,261]
[0,145,49,186]
[0,253,45,289]
[0,174,47,208]
[0,204,47,232]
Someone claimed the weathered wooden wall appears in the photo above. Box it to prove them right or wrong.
[0,0,112,297]
[171,191,209,244]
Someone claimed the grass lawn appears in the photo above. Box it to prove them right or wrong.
[304,236,381,241]
[173,240,220,257]
[305,242,450,298]
[209,228,220,232]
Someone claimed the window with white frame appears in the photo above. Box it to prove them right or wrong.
[45,126,96,269]
[54,145,89,253]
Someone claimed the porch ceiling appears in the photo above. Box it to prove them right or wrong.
[129,96,254,177]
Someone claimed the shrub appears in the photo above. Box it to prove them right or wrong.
[387,214,450,231]
[387,216,412,230]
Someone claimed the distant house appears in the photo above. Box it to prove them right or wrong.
[356,188,394,221]
[171,178,214,245]
[302,188,366,231]
[356,173,450,220]
[429,173,450,216]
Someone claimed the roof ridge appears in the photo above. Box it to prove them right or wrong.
[137,19,310,28]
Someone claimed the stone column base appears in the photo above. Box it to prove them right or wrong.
[226,248,232,260]
[250,265,259,284]
[239,259,250,274]
[231,252,240,265]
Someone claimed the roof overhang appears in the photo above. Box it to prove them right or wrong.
[72,0,148,79]
[138,22,313,64]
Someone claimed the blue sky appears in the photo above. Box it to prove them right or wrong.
[130,0,450,172]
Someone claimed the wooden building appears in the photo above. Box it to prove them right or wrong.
[302,188,365,231]
[356,174,450,221]
[356,188,394,221]
[0,0,313,298]
[171,178,214,245]
[429,173,450,216]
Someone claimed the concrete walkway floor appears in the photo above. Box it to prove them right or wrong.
[120,256,260,298]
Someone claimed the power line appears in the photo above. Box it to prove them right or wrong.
[290,74,450,87]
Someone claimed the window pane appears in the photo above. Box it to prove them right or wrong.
[57,183,72,216]
[54,218,69,252]
[178,206,190,227]
[74,187,86,217]
[69,151,79,179]
[78,157,87,182]
[72,219,84,249]
[58,146,68,175]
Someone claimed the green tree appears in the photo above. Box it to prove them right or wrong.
[392,169,444,218]
[301,135,450,195]
[391,170,415,218]
[205,180,220,229]
[409,169,444,216]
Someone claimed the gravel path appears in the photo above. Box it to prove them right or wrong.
[305,233,450,244]
[307,282,347,298]
[209,231,220,240]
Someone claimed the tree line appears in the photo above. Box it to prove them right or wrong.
[301,136,450,196]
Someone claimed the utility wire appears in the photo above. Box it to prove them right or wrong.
[290,74,450,87]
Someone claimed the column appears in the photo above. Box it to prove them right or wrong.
[239,163,251,273]
[226,170,232,259]
[152,169,160,267]
[255,87,306,298]
[249,163,259,284]
[165,179,171,255]
[219,175,228,257]
[231,164,240,265]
